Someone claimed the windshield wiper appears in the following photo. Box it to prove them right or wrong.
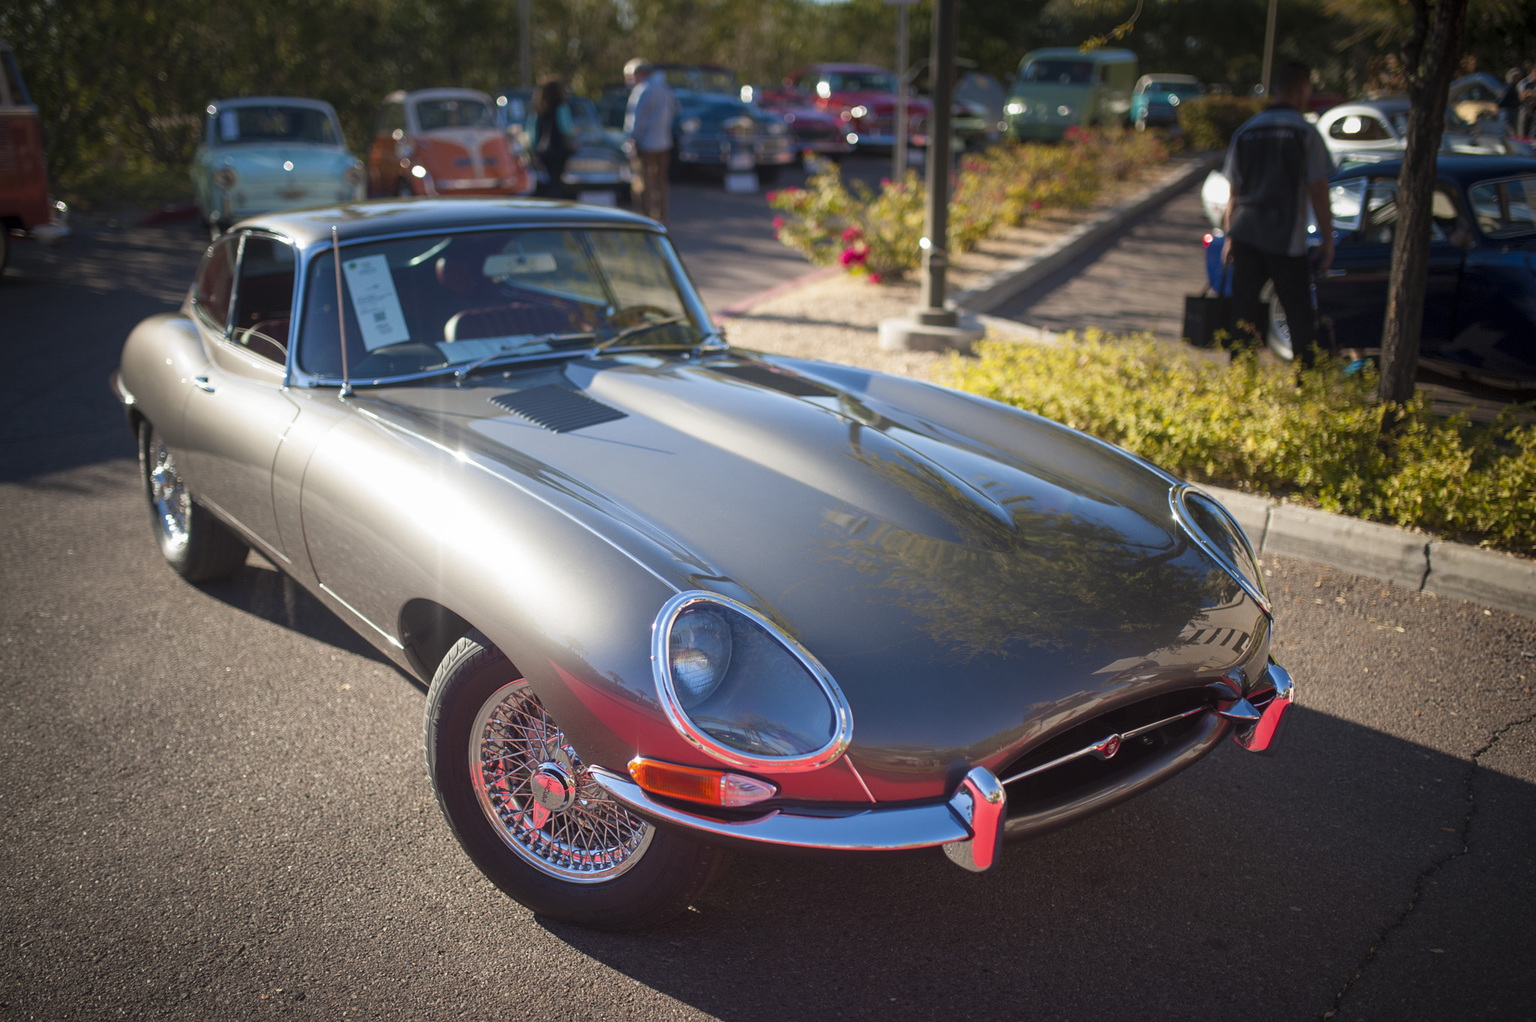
[452,332,598,382]
[591,316,688,354]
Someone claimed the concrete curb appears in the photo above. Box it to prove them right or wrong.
[951,153,1222,316]
[1199,484,1536,619]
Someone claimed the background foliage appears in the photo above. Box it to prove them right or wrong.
[943,333,1536,555]
[3,0,1533,206]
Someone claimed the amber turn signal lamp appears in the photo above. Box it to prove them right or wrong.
[628,757,777,808]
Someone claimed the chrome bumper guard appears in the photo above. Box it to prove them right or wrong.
[588,661,1293,876]
[588,765,1007,871]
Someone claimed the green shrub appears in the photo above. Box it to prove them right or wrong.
[768,128,1169,282]
[1178,95,1264,151]
[941,331,1536,557]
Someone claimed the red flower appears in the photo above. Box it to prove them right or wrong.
[868,272,883,284]
[772,216,785,230]
[840,225,862,242]
[1030,199,1042,212]
[766,190,778,203]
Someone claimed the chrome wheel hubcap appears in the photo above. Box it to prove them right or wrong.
[470,677,653,882]
[148,437,191,551]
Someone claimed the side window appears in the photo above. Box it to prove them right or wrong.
[231,234,297,364]
[1329,114,1391,142]
[1359,178,1449,245]
[192,237,239,333]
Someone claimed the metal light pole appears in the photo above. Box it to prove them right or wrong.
[894,2,909,181]
[1260,0,1277,96]
[917,0,957,324]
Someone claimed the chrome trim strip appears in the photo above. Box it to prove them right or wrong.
[589,766,970,851]
[650,592,854,773]
[317,582,406,650]
[998,706,1206,787]
[1169,485,1272,615]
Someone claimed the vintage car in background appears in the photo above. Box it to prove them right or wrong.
[191,96,365,236]
[953,70,1008,150]
[496,89,631,205]
[367,88,532,198]
[1130,73,1205,131]
[112,196,1294,931]
[0,38,69,278]
[740,82,856,159]
[1005,47,1138,141]
[598,76,795,182]
[786,63,931,150]
[1203,154,1536,385]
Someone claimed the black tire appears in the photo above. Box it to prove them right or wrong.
[425,632,731,932]
[138,420,250,581]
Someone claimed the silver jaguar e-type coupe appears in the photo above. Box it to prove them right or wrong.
[112,198,1294,931]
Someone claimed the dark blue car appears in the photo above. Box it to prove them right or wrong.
[1205,154,1536,385]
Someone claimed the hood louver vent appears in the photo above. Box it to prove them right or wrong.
[489,386,626,433]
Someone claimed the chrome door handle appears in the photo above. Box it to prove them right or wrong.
[192,375,215,393]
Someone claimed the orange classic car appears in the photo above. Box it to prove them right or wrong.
[368,88,532,198]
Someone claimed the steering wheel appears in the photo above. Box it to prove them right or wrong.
[608,305,675,330]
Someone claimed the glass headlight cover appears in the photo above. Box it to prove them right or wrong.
[652,592,854,772]
[1171,485,1270,613]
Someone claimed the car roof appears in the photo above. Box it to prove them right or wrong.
[1332,153,1536,182]
[239,197,661,249]
[1022,47,1135,61]
[383,88,495,104]
[804,63,890,74]
[1136,74,1200,87]
[209,96,339,112]
[1322,98,1412,117]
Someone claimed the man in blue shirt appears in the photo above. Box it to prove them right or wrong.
[624,58,679,223]
[1223,60,1334,368]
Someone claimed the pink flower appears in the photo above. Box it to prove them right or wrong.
[772,216,785,230]
[766,190,778,203]
[868,272,883,284]
[839,244,868,267]
[1030,199,1042,212]
[840,225,862,242]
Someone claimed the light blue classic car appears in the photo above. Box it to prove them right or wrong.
[192,96,365,235]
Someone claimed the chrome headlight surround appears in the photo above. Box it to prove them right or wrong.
[651,591,854,773]
[1171,485,1271,614]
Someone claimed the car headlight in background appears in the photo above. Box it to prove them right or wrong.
[849,105,869,120]
[1006,100,1025,116]
[652,592,853,772]
[679,117,702,136]
[342,163,365,188]
[213,166,238,189]
[1056,104,1076,118]
[766,121,788,136]
[1171,485,1270,613]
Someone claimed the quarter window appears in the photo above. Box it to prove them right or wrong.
[231,235,296,364]
[192,237,239,333]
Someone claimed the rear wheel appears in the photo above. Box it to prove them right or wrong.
[424,632,731,931]
[138,420,249,581]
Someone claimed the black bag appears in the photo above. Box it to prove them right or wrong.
[1183,268,1232,349]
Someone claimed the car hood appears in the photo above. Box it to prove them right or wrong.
[361,353,1263,787]
[212,145,353,175]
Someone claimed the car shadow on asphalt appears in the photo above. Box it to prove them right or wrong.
[543,704,1536,1021]
[196,553,416,684]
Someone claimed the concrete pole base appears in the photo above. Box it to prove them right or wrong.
[878,313,985,353]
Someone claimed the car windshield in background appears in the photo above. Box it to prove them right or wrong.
[220,106,338,145]
[297,227,704,382]
[827,71,896,93]
[1023,60,1093,85]
[569,96,603,128]
[1470,176,1536,238]
[415,98,496,131]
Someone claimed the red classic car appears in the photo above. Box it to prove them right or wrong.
[741,83,856,158]
[367,89,532,199]
[0,38,68,278]
[785,63,930,151]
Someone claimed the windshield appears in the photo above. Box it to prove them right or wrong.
[217,105,338,145]
[415,98,496,131]
[1022,60,1094,85]
[826,71,897,94]
[297,227,705,382]
[569,96,603,129]
[1469,176,1536,238]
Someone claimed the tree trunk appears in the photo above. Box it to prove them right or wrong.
[1377,0,1468,407]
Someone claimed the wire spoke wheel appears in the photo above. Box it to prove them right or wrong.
[470,677,653,882]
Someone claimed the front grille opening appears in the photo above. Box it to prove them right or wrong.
[997,689,1211,812]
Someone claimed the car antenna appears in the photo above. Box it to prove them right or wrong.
[332,226,351,398]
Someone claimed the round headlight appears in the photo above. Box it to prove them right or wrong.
[669,606,732,708]
[212,166,238,189]
[679,117,702,136]
[652,592,853,772]
[1172,486,1270,613]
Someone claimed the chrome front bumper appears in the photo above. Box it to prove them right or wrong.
[594,661,1295,873]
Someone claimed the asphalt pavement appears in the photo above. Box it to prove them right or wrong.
[1,179,1534,1022]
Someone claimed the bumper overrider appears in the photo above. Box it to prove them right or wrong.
[592,660,1295,873]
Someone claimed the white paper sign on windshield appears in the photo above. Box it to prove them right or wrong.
[341,254,411,351]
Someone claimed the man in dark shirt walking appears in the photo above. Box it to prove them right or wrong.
[1223,60,1334,367]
